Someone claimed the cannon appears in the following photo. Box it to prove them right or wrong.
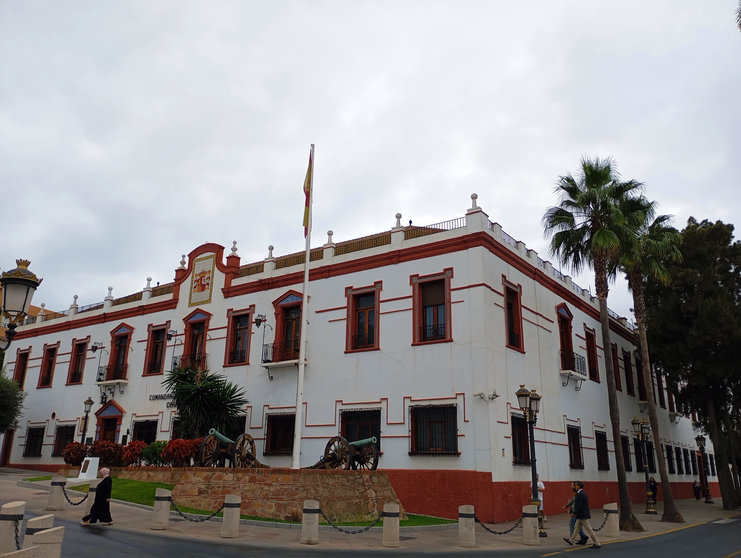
[308,436,379,470]
[199,428,266,468]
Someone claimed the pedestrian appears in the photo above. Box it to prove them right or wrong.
[563,480,600,549]
[693,480,701,501]
[81,467,113,526]
[536,474,546,521]
[648,476,658,502]
[562,482,588,545]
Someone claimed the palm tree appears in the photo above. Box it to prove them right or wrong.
[163,365,248,439]
[619,213,684,522]
[543,156,645,531]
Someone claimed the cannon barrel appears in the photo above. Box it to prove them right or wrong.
[348,436,377,447]
[208,428,235,444]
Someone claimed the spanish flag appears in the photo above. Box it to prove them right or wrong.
[303,146,314,238]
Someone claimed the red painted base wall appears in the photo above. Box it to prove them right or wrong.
[384,469,720,523]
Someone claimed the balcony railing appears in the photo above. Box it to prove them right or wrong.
[228,349,247,364]
[420,323,446,342]
[172,354,209,370]
[351,333,375,350]
[261,341,300,363]
[97,363,127,382]
[560,351,587,377]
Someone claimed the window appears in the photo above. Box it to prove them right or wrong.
[646,441,656,473]
[226,309,252,365]
[346,284,380,351]
[410,405,457,455]
[132,420,158,444]
[38,344,58,388]
[634,438,645,473]
[557,305,575,370]
[411,270,452,344]
[611,344,622,391]
[52,425,75,456]
[596,431,609,471]
[584,328,599,382]
[268,292,302,362]
[683,448,692,475]
[106,324,133,380]
[691,450,698,475]
[341,409,381,451]
[656,372,666,408]
[67,340,88,384]
[667,382,676,412]
[144,325,168,375]
[623,350,635,396]
[709,455,716,476]
[675,446,684,474]
[182,311,210,369]
[13,349,30,389]
[621,435,632,471]
[504,282,523,350]
[265,414,295,455]
[567,425,584,469]
[24,427,45,457]
[511,414,530,465]
[636,353,647,401]
[666,444,675,474]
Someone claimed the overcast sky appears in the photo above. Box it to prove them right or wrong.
[2,1,739,322]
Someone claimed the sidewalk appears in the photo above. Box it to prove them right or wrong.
[1,467,737,554]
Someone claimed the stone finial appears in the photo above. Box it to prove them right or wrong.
[326,230,334,244]
[231,241,238,255]
[179,255,186,269]
[267,245,274,259]
[146,277,152,289]
[39,302,46,314]
[105,287,113,300]
[470,193,478,210]
[72,295,78,306]
[394,213,402,229]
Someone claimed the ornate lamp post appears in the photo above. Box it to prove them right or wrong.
[0,260,42,350]
[80,397,94,444]
[632,417,656,514]
[694,435,713,504]
[516,385,546,537]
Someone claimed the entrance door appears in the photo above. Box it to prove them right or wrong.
[102,418,118,442]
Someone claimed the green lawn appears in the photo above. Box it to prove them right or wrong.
[63,476,453,526]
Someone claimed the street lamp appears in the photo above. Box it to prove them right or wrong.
[80,397,94,444]
[515,385,546,537]
[694,435,713,504]
[631,417,657,514]
[0,260,42,350]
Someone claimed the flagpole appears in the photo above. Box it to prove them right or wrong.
[292,144,314,469]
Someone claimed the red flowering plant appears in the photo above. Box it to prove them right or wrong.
[161,438,193,467]
[88,440,122,467]
[61,442,88,466]
[121,440,147,466]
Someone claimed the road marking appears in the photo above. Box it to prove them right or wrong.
[712,518,738,525]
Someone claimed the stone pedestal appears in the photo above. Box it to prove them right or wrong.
[0,501,26,554]
[458,504,476,548]
[46,478,65,511]
[381,502,400,548]
[151,488,171,530]
[299,500,319,545]
[522,504,540,546]
[603,502,619,537]
[220,495,241,539]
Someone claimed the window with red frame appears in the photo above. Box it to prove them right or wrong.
[621,435,633,471]
[623,350,635,396]
[346,285,380,351]
[584,329,599,381]
[411,271,452,344]
[557,305,575,370]
[13,350,30,389]
[38,345,57,388]
[107,326,132,380]
[568,425,584,469]
[265,414,295,455]
[611,344,622,391]
[675,446,684,474]
[635,353,647,401]
[410,405,457,455]
[67,340,88,384]
[656,371,666,408]
[145,327,167,375]
[596,430,610,471]
[504,285,523,350]
[226,312,251,364]
[52,425,75,456]
[341,409,381,451]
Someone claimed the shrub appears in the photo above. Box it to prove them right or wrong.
[121,440,147,466]
[141,441,167,466]
[61,442,88,466]
[161,439,190,466]
[88,440,122,467]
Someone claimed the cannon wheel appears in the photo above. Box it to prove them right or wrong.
[352,443,379,470]
[199,433,220,467]
[323,436,352,470]
[234,433,257,468]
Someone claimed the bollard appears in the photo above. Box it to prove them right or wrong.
[23,514,54,549]
[458,504,476,548]
[602,502,619,537]
[46,478,66,511]
[381,502,400,548]
[0,501,26,554]
[26,526,64,558]
[299,500,320,545]
[521,504,540,546]
[0,547,40,557]
[84,479,100,517]
[151,488,171,530]
[220,495,241,539]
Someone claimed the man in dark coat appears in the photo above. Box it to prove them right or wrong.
[563,480,600,549]
[81,467,113,525]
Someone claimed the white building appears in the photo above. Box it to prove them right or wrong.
[1,194,714,521]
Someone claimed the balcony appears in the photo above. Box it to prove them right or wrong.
[420,323,447,342]
[559,351,588,390]
[261,341,300,366]
[171,353,209,370]
[351,333,375,350]
[96,364,128,382]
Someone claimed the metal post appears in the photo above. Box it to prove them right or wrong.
[528,410,546,537]
[80,411,89,444]
[640,427,656,514]
[700,448,713,504]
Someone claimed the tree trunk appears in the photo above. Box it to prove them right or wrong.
[706,400,739,509]
[630,273,684,522]
[595,261,642,531]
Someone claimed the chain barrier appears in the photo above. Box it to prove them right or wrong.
[474,513,523,535]
[61,486,89,506]
[14,515,22,551]
[593,512,609,532]
[169,497,225,523]
[318,507,383,535]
